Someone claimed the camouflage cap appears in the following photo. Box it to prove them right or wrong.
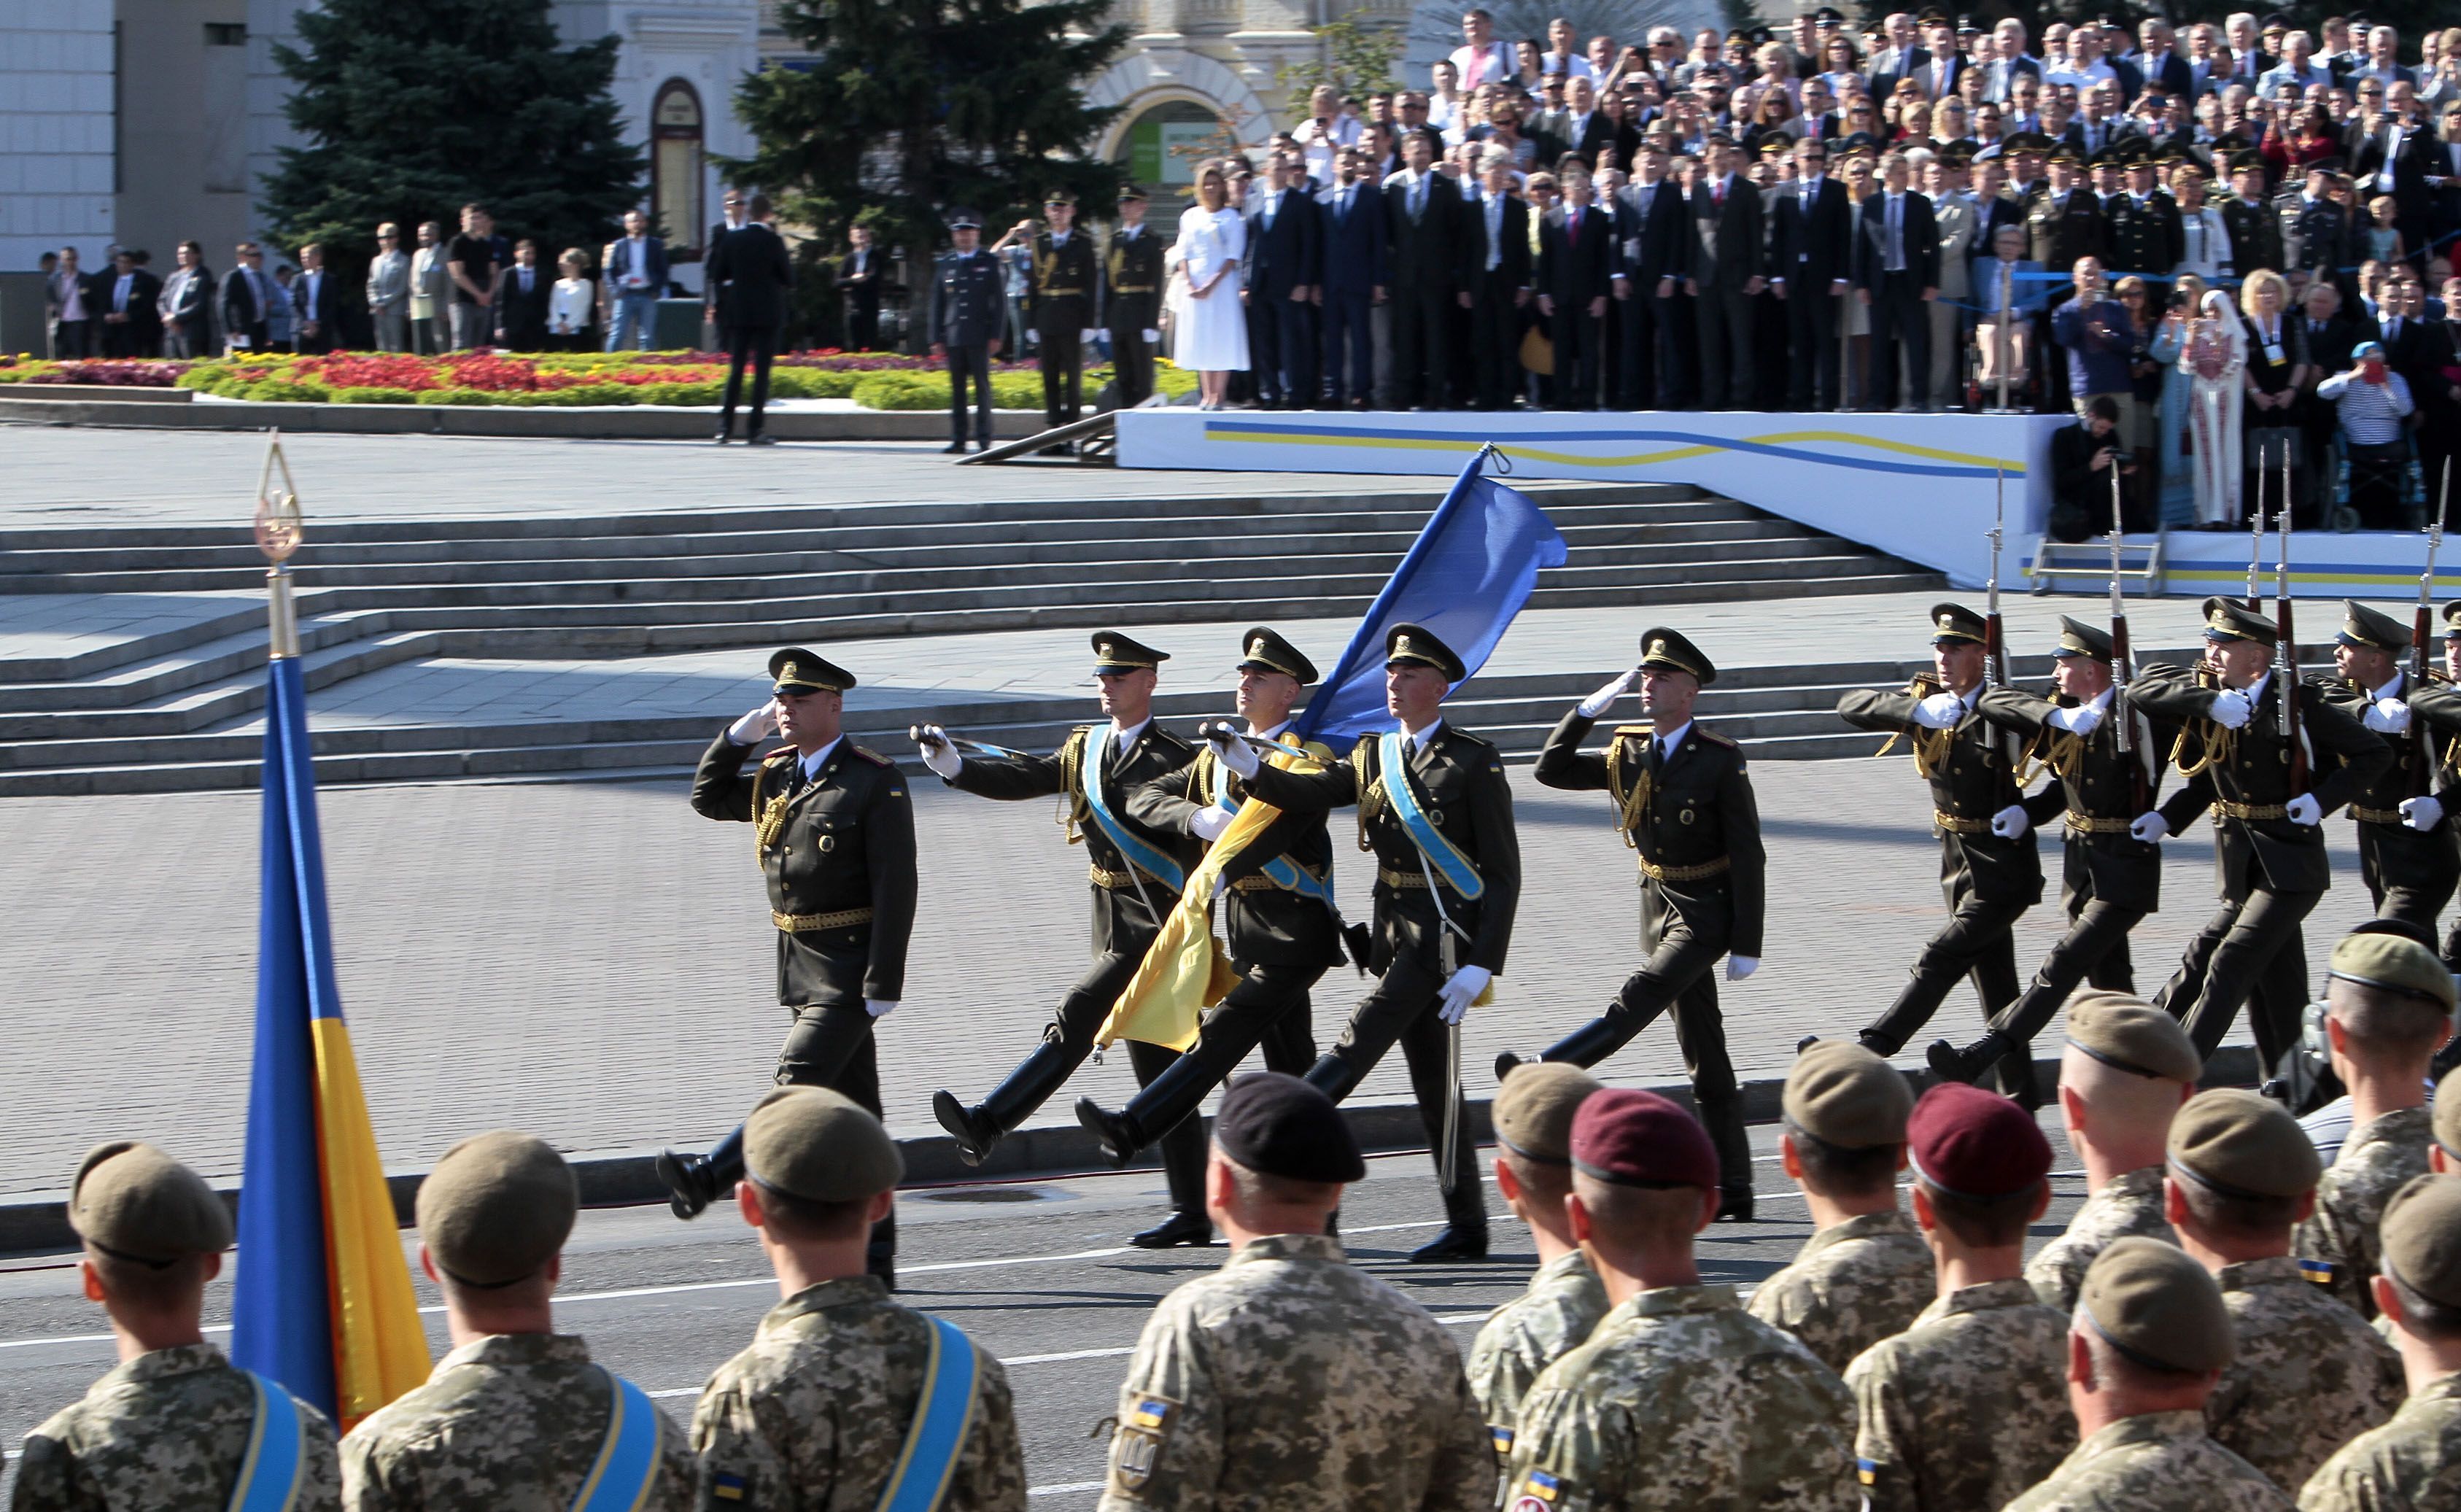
[2166,1088,2320,1201]
[2381,1173,2461,1309]
[2328,928,2457,1011]
[1493,1063,1602,1165]
[2078,1235,2236,1374]
[416,1131,578,1287]
[69,1141,232,1265]
[2066,989,2201,1084]
[1782,1040,1912,1150]
[745,1085,904,1203]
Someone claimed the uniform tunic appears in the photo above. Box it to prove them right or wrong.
[1468,1249,1612,1437]
[2296,1373,2461,1511]
[1847,1276,2076,1512]
[2320,670,2461,934]
[1746,1208,1936,1376]
[2004,1408,2293,1511]
[2206,1255,2406,1493]
[2295,1106,2435,1319]
[12,1344,342,1512]
[2027,1166,2177,1314]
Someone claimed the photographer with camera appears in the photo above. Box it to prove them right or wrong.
[2047,395,2137,543]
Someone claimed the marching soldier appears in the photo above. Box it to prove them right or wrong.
[1104,185,1165,408]
[2025,991,2196,1315]
[1930,617,2171,1086]
[928,208,1004,454]
[655,648,915,1287]
[2298,1174,2461,1511]
[2330,601,2461,939]
[15,1143,344,1511]
[343,1133,696,1510]
[1077,628,1338,1238]
[2130,599,2388,1066]
[918,632,1212,1248]
[1467,1064,1610,1441]
[1096,1074,1492,1512]
[1021,190,1096,438]
[691,1088,1028,1510]
[1206,624,1520,1261]
[1502,627,1765,1219]
[2405,600,2461,976]
[1834,603,2044,1103]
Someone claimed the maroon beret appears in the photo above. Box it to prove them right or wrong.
[1907,1083,2051,1199]
[1570,1088,1721,1190]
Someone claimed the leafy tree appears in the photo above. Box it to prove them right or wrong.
[1279,12,1406,111]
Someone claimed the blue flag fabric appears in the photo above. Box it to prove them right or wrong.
[1294,446,1567,744]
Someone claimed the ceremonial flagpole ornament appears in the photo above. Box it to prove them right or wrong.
[252,430,305,659]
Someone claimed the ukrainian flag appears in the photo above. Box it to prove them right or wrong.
[230,650,431,1430]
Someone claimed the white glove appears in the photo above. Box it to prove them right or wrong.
[1209,725,1260,778]
[865,999,897,1018]
[2129,811,2169,842]
[1079,328,1098,346]
[2207,689,2253,729]
[1991,803,2031,839]
[1190,807,1233,841]
[2402,794,2445,831]
[1725,955,1760,981]
[1912,691,1966,729]
[1436,965,1492,1024]
[2047,702,2104,735]
[729,699,780,745]
[1142,327,1161,344]
[1578,669,1638,718]
[913,723,962,779]
[1024,327,1039,345]
[2365,697,2411,733]
[2285,793,2322,826]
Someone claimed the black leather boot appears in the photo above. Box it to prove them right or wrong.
[1698,1097,1754,1222]
[1926,1028,2012,1087]
[1411,1109,1489,1263]
[1992,1043,2043,1112]
[932,1039,1080,1166]
[654,1123,745,1220]
[1131,1101,1214,1249]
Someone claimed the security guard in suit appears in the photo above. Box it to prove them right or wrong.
[1501,628,1765,1220]
[2319,601,2460,940]
[1026,189,1098,435]
[656,648,918,1283]
[1104,185,1166,408]
[1835,604,2046,1104]
[916,632,1210,1248]
[1207,624,1522,1262]
[927,208,1006,453]
[1077,628,1346,1240]
[1930,616,2176,1086]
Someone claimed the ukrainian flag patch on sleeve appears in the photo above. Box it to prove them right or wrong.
[710,1470,748,1501]
[1112,1393,1182,1492]
[1859,1457,1881,1487]
[1490,1423,1515,1457]
[1511,1467,1562,1506]
[2298,1258,2336,1285]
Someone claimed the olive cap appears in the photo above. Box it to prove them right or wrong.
[2381,1173,2461,1309]
[2201,597,2279,648]
[1782,1041,1912,1150]
[416,1131,578,1287]
[770,647,853,696]
[1928,602,1988,646]
[2066,989,2201,1085]
[745,1086,904,1203]
[2078,1235,2236,1374]
[1214,1073,1364,1184]
[2336,601,2409,653]
[2053,616,2114,659]
[1384,623,1467,682]
[69,1141,231,1265]
[1493,1063,1602,1165]
[2328,928,2457,1011]
[2166,1088,2320,1200]
[1091,630,1169,676]
[1637,627,1718,686]
[1236,626,1318,685]
[2435,1080,2461,1161]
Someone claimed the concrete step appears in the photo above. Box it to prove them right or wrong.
[0,631,435,743]
[0,612,398,715]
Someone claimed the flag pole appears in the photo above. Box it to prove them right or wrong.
[255,430,304,658]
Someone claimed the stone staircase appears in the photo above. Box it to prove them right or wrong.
[0,484,1950,795]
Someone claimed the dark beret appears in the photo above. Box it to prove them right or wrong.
[2329,929,2457,1011]
[2381,1174,2461,1309]
[746,1086,904,1203]
[1783,1041,1913,1149]
[1570,1088,1720,1190]
[2066,989,2201,1084]
[1215,1074,1363,1184]
[2080,1236,2236,1374]
[69,1141,232,1264]
[1908,1082,2051,1199]
[1494,1063,1602,1165]
[416,1131,578,1287]
[2167,1088,2319,1200]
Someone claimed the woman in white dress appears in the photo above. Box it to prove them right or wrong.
[2182,287,2248,528]
[1173,160,1249,409]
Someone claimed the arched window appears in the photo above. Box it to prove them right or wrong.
[651,80,706,257]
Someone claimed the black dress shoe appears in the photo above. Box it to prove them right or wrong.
[942,441,966,454]
[746,433,777,446]
[1796,1034,1823,1055]
[1715,1189,1754,1222]
[932,1089,996,1167]
[1408,1223,1489,1263]
[711,432,730,444]
[1926,1036,1998,1086]
[654,1147,718,1220]
[1129,1209,1214,1249]
[1494,1051,1531,1082]
[1074,1096,1141,1168]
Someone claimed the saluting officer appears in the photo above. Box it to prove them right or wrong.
[2323,601,2461,941]
[2028,145,2107,271]
[929,208,1005,454]
[1104,185,1165,408]
[655,649,916,1288]
[918,632,1211,1248]
[1931,616,2174,1086]
[1208,624,1520,1262]
[1077,628,1340,1240]
[1834,604,2045,1104]
[1501,627,1765,1220]
[1023,189,1097,435]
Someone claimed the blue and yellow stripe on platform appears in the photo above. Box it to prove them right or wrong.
[1198,419,2027,480]
[2163,561,2461,592]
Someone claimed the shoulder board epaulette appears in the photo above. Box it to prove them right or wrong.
[760,745,799,764]
[1445,726,1496,750]
[1148,724,1196,752]
[848,744,893,767]
[1692,726,1739,749]
[1611,724,1653,740]
[1300,740,1337,763]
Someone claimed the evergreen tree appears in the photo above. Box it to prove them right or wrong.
[259,0,646,290]
[728,0,1128,262]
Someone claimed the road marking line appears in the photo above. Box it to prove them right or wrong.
[1029,1481,1105,1498]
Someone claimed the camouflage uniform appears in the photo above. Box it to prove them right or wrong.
[1747,1208,1937,1375]
[1096,1233,1491,1512]
[2004,1409,2295,1511]
[2026,1166,2176,1314]
[1845,1276,2075,1512]
[1468,1249,1611,1441]
[12,1343,343,1511]
[2295,1106,2435,1319]
[2206,1255,2406,1494]
[2296,1374,2461,1510]
[341,1333,694,1511]
[691,1276,1027,1511]
[1505,1283,1857,1511]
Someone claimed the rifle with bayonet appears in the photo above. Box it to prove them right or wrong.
[2413,470,2446,797]
[1985,470,2019,800]
[2276,491,2307,796]
[2110,463,2147,813]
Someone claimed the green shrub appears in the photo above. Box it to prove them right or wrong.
[637,380,724,406]
[244,379,331,403]
[174,364,234,391]
[415,388,497,406]
[530,381,637,406]
[850,373,945,410]
[991,372,1042,408]
[764,368,823,400]
[331,386,419,405]
[807,369,860,399]
[1155,367,1199,398]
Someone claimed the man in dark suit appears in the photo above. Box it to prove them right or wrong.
[2353,93,2438,258]
[1317,146,1388,409]
[45,247,103,360]
[1103,185,1165,408]
[491,240,551,352]
[289,242,341,355]
[708,195,794,445]
[1855,152,1939,411]
[1685,137,1766,409]
[2133,19,2194,101]
[1772,136,1853,410]
[1538,163,1614,408]
[1462,152,1530,410]
[2432,103,2461,260]
[1385,128,1467,409]
[1911,18,1966,106]
[2299,279,2369,509]
[835,225,883,351]
[1614,141,1691,408]
[217,241,274,354]
[1245,153,1323,408]
[2387,275,2461,515]
[157,241,214,359]
[98,250,161,357]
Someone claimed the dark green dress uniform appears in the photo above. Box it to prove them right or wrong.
[2104,187,2183,285]
[1235,624,1521,1260]
[1931,617,2176,1085]
[2028,181,2107,271]
[2133,599,2390,1068]
[2220,173,2284,277]
[1837,603,2045,1101]
[1512,627,1764,1217]
[659,648,916,1277]
[2404,602,2461,983]
[929,632,1210,1241]
[1105,191,1166,408]
[928,212,1004,450]
[2318,601,2461,945]
[1028,200,1098,432]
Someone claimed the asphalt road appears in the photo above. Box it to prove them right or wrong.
[0,1120,2092,1507]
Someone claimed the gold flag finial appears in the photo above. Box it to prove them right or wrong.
[254,430,305,659]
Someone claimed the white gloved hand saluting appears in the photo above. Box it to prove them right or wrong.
[2129,811,2169,842]
[1436,965,1491,1024]
[2402,794,2445,831]
[729,699,780,745]
[1725,955,1760,982]
[1578,669,1639,718]
[2285,793,2322,826]
[1912,691,1966,729]
[2365,697,2411,733]
[1208,724,1260,778]
[1991,804,2031,839]
[1190,807,1233,842]
[2207,689,2253,729]
[865,999,897,1018]
[913,723,962,780]
[2047,702,2104,735]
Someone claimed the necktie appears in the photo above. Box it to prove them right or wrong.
[1411,178,1425,220]
[1569,206,1581,242]
[1714,179,1726,206]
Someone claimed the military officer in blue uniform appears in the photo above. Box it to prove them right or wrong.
[928,208,1007,454]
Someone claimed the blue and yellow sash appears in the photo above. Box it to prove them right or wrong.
[1376,729,1484,898]
[227,1371,305,1512]
[570,1370,661,1512]
[1080,732,1187,892]
[877,1316,983,1512]
[1209,743,1333,903]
